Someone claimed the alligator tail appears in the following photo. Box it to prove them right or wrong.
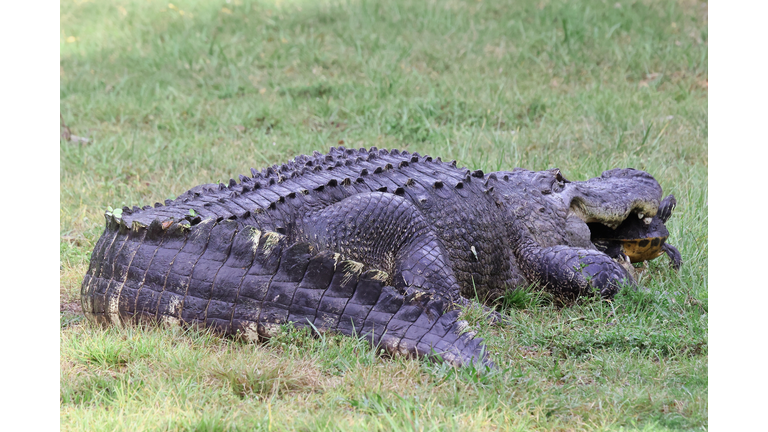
[81,216,489,367]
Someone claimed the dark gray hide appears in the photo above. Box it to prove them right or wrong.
[81,147,679,367]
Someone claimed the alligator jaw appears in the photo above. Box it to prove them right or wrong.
[568,201,658,231]
[562,168,663,230]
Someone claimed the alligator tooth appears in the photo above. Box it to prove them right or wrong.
[637,212,644,220]
[643,216,653,225]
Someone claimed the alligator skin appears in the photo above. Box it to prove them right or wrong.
[81,146,674,366]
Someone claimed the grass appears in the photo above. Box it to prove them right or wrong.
[60,0,707,430]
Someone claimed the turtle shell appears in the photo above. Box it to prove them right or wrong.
[619,236,667,262]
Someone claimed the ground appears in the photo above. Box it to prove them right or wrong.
[60,0,707,430]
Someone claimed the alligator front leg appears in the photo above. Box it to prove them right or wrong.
[516,241,635,298]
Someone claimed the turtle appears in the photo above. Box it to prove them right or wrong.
[588,194,682,270]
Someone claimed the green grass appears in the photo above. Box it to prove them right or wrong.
[60,0,707,430]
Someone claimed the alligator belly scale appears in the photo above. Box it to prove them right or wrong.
[81,147,681,366]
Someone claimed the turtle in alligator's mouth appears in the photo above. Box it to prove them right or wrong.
[551,167,682,272]
[587,194,682,270]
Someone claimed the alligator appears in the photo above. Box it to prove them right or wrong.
[81,146,680,367]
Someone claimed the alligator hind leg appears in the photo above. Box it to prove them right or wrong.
[291,192,488,365]
[298,192,463,303]
[230,237,489,367]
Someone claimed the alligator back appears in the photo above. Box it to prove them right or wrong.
[104,147,514,299]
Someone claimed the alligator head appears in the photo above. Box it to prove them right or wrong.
[494,167,680,297]
[559,168,680,268]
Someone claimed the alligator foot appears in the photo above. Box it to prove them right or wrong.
[518,244,635,298]
[455,297,510,325]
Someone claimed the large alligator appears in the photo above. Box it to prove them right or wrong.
[81,147,680,366]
